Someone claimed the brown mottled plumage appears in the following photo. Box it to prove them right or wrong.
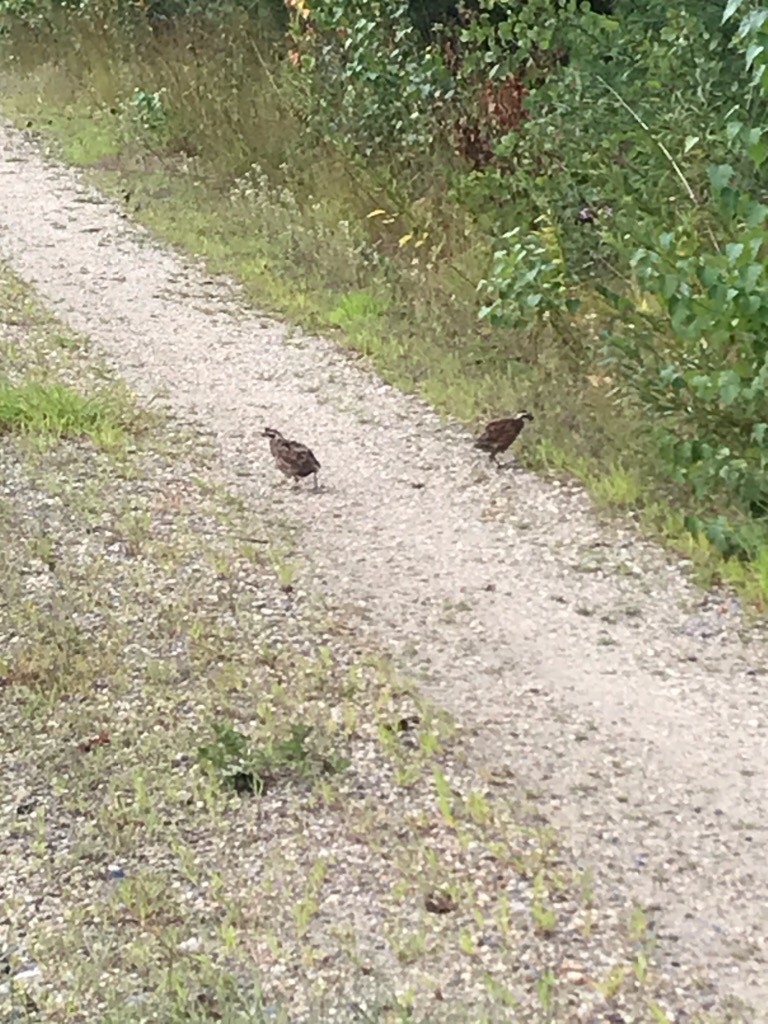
[263,427,321,491]
[473,411,533,465]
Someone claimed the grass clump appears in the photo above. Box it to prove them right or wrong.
[0,265,144,450]
[0,377,132,447]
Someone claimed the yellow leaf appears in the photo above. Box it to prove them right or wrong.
[367,209,388,218]
[398,233,413,247]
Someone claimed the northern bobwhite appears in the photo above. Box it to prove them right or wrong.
[473,411,533,465]
[263,427,321,490]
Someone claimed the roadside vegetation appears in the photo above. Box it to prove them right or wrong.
[2,0,768,604]
[2,264,740,1022]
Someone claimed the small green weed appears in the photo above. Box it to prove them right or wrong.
[52,332,81,350]
[197,720,350,796]
[198,722,260,795]
[590,466,642,509]
[534,968,557,1016]
[530,870,557,936]
[594,964,628,1001]
[129,87,168,136]
[268,545,301,591]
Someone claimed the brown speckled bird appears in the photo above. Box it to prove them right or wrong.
[263,427,321,491]
[473,411,533,466]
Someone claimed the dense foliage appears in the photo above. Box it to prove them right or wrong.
[3,0,768,570]
[288,0,768,561]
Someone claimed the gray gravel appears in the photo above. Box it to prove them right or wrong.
[1,121,767,1019]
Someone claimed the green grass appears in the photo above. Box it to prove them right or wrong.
[1,14,767,608]
[0,269,143,451]
[0,377,131,447]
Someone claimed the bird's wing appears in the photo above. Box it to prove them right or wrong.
[478,419,506,442]
[287,440,320,469]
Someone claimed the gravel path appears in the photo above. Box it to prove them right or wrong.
[7,263,667,1023]
[2,122,767,1019]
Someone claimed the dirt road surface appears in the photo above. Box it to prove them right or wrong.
[2,123,767,1018]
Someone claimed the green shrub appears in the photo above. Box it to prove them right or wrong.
[285,0,453,163]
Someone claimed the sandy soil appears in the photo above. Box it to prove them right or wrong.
[1,122,767,1018]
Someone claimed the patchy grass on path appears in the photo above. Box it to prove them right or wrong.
[0,273,732,1023]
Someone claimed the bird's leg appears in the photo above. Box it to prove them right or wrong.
[313,472,319,492]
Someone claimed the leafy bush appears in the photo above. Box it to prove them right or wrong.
[599,2,768,557]
[285,0,452,162]
[477,221,574,329]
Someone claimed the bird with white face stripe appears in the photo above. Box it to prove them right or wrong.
[473,411,533,467]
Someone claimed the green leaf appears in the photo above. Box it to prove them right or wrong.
[726,119,744,145]
[661,273,680,298]
[697,264,720,288]
[737,8,768,40]
[708,163,735,196]
[722,0,745,23]
[746,41,765,71]
[749,135,768,168]
[719,370,742,406]
[684,514,701,537]
[688,373,716,399]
